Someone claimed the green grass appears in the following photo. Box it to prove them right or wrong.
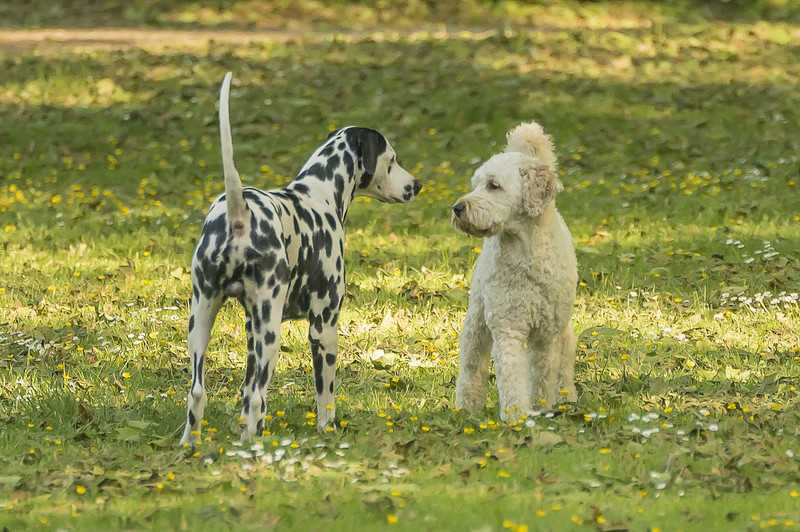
[1,1,800,530]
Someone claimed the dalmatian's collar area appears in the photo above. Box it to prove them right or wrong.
[180,73,421,446]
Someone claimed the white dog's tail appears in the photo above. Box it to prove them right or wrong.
[505,121,557,168]
[219,72,247,235]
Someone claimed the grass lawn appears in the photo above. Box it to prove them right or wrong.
[1,1,799,530]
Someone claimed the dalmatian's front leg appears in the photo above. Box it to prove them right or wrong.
[309,310,339,430]
[240,285,286,440]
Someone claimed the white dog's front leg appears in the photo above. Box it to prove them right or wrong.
[557,324,577,402]
[456,301,491,413]
[491,329,533,422]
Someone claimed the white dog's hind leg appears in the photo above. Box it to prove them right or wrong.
[491,328,533,422]
[558,322,577,402]
[180,292,223,447]
[456,301,491,413]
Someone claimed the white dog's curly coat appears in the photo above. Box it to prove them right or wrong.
[451,121,577,421]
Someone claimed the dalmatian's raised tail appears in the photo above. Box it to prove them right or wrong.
[219,72,248,236]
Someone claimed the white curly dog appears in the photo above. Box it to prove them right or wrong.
[451,121,578,421]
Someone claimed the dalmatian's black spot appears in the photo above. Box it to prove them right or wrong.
[242,395,250,414]
[343,152,354,177]
[188,315,195,332]
[245,353,256,384]
[188,411,196,427]
[277,260,290,281]
[261,300,271,320]
[294,182,310,195]
[324,212,337,230]
[264,330,276,344]
[259,361,270,387]
[329,381,334,394]
[319,143,334,157]
[325,353,336,365]
[197,355,204,386]
[312,352,324,394]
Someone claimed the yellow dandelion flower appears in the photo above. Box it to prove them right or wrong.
[596,514,607,524]
[339,420,349,428]
[570,515,583,525]
[536,509,546,517]
[166,471,175,481]
[386,514,398,525]
[122,372,131,380]
[290,441,299,449]
[497,469,511,478]
[75,484,87,495]
[463,427,475,434]
[276,410,285,417]
[502,519,514,529]
[790,489,799,498]
[421,425,430,433]
[599,447,611,454]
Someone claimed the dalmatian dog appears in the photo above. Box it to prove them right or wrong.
[451,121,577,421]
[180,73,422,445]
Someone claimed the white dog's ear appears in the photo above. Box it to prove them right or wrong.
[506,121,556,168]
[521,164,563,217]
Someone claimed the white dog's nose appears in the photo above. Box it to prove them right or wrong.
[452,202,466,217]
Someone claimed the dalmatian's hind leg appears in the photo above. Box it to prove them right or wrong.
[180,290,223,447]
[239,283,286,440]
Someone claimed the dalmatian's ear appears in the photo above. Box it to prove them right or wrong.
[348,128,387,187]
[521,164,563,217]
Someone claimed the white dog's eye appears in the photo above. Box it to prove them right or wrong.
[487,180,502,191]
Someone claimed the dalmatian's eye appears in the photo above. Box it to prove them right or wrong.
[487,180,502,191]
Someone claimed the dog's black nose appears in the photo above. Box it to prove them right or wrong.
[452,202,466,217]
[413,180,422,195]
